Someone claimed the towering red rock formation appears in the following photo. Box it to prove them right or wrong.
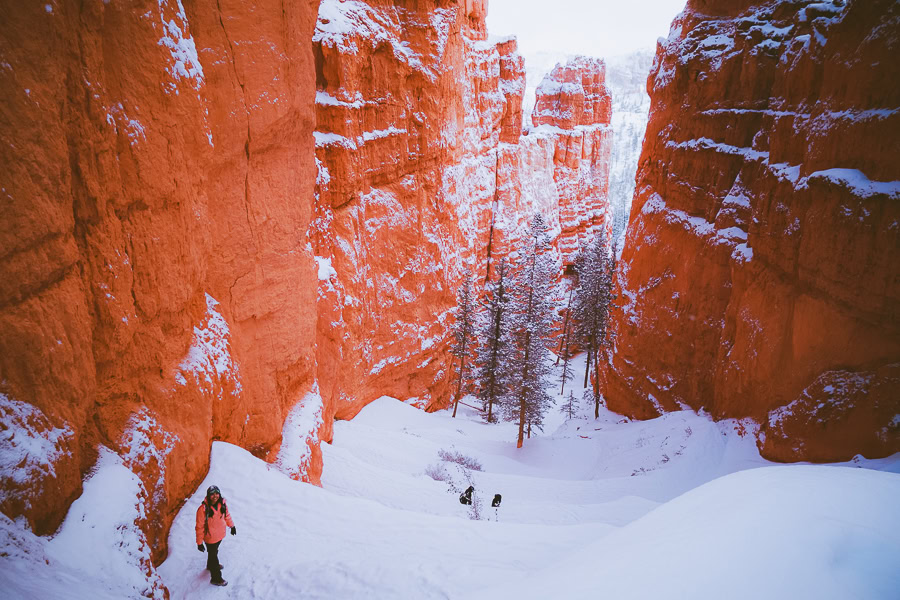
[310,3,613,423]
[527,57,614,265]
[0,0,319,567]
[603,0,900,462]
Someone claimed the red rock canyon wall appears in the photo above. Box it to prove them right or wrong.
[603,0,900,462]
[0,0,320,566]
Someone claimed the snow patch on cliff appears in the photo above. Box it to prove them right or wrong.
[156,0,204,93]
[118,409,180,505]
[801,168,900,200]
[315,0,446,81]
[275,386,325,482]
[0,446,167,599]
[0,394,74,509]
[176,293,243,398]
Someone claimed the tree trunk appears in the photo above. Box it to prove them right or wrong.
[560,321,571,395]
[517,260,537,448]
[516,330,531,449]
[583,340,593,388]
[516,382,529,448]
[556,289,573,365]
[593,348,602,419]
[486,302,504,423]
[452,354,466,418]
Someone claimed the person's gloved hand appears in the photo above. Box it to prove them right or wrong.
[198,544,205,552]
[230,526,237,536]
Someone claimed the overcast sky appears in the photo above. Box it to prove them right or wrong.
[486,0,687,58]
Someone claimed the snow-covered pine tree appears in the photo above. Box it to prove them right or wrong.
[572,233,604,389]
[505,213,558,448]
[555,287,574,366]
[573,228,616,417]
[450,272,477,418]
[473,258,514,424]
[560,390,578,420]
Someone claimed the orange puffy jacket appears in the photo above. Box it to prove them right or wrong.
[195,499,235,545]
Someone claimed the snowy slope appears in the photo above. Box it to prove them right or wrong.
[474,465,900,600]
[2,354,898,599]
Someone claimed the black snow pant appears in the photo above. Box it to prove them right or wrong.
[205,540,224,583]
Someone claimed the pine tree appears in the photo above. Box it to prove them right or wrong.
[473,259,514,424]
[560,390,578,420]
[505,213,558,448]
[450,273,477,418]
[555,287,574,366]
[573,228,617,418]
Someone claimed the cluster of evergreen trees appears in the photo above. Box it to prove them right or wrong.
[561,228,618,419]
[449,214,617,448]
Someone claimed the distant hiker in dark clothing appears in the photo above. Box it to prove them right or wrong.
[491,493,502,507]
[196,485,236,587]
[459,485,474,505]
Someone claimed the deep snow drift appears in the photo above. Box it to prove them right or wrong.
[1,355,899,599]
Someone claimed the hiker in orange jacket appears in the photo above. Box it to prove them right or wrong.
[195,485,236,587]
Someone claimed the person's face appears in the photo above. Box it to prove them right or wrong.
[210,492,220,503]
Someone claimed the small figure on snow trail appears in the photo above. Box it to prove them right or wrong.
[491,493,502,508]
[195,485,237,587]
[459,485,474,505]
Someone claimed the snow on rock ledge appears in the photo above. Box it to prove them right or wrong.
[0,393,76,534]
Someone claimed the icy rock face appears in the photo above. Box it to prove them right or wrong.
[532,56,612,130]
[0,0,319,561]
[602,0,900,461]
[528,57,614,265]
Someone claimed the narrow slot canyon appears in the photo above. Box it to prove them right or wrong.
[0,0,898,598]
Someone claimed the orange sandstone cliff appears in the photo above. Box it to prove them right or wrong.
[530,56,613,265]
[603,0,900,462]
[0,0,320,572]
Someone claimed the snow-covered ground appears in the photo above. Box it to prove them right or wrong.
[2,354,899,599]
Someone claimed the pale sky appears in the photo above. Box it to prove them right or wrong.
[486,0,687,58]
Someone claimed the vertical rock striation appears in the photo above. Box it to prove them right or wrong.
[603,0,900,462]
